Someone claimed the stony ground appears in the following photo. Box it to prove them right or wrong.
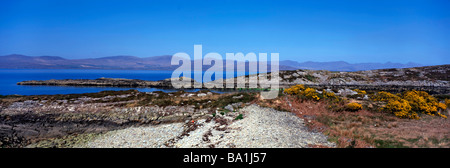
[0,90,257,147]
[77,104,335,148]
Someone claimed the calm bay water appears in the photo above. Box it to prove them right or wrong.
[0,69,252,95]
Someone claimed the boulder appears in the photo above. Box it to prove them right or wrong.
[197,93,207,97]
[337,88,357,96]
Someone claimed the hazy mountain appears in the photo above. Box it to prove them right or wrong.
[0,54,180,70]
[0,54,423,71]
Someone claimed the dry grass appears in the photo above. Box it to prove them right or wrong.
[257,95,450,148]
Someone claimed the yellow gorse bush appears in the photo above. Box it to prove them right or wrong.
[403,91,435,114]
[402,90,446,118]
[283,84,324,101]
[353,89,367,95]
[301,88,320,101]
[383,99,418,119]
[371,91,401,102]
[445,99,450,108]
[345,102,362,112]
[374,90,447,119]
[322,89,338,99]
[283,84,305,95]
[437,103,448,119]
[437,102,447,111]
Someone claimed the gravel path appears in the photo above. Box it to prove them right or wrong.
[81,104,335,148]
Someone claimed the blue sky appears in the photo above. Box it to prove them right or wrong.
[0,0,449,65]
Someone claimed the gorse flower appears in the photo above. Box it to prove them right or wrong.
[283,84,305,95]
[383,99,418,119]
[345,102,362,112]
[371,91,401,102]
[283,85,322,101]
[301,88,320,100]
[375,90,447,119]
[322,89,338,99]
[402,90,446,117]
[353,89,366,95]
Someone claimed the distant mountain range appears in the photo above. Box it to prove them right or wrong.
[0,54,424,71]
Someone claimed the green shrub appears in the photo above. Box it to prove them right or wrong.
[235,114,243,120]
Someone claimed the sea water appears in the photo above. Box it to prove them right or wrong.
[0,69,253,95]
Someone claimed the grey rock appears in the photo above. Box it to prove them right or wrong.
[197,93,207,97]
[336,88,358,96]
[224,105,234,111]
[232,95,243,99]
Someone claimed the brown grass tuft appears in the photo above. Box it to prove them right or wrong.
[257,95,450,148]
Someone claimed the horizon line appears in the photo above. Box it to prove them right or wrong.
[0,53,430,66]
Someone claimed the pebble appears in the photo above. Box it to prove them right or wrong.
[79,105,335,148]
[79,123,184,148]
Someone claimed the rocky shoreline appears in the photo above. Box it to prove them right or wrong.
[0,90,256,147]
[17,77,199,88]
[1,89,335,148]
[17,78,450,95]
[16,65,450,94]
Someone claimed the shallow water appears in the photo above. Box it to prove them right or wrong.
[0,69,253,95]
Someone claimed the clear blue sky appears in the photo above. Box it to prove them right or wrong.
[0,0,449,65]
